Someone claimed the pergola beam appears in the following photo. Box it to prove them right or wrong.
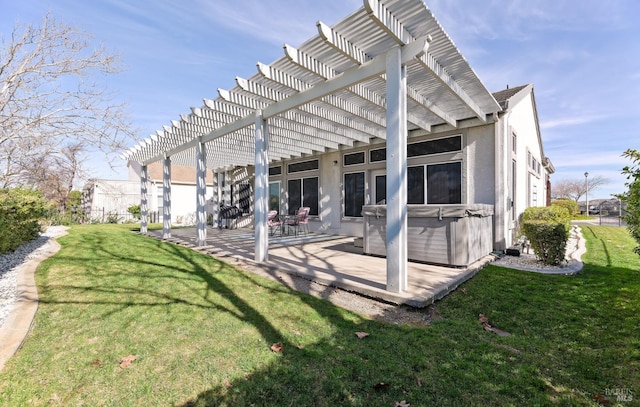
[364,0,488,123]
[285,42,433,131]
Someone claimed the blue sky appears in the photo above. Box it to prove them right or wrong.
[2,0,639,199]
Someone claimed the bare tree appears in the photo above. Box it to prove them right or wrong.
[0,13,135,189]
[23,142,86,210]
[553,176,609,202]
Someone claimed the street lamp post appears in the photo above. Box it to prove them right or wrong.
[584,172,589,217]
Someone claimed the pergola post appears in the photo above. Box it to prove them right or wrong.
[162,156,172,239]
[196,141,207,246]
[254,111,269,262]
[223,170,230,205]
[212,170,220,227]
[385,46,408,293]
[140,165,149,234]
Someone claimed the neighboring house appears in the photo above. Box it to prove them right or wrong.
[82,161,216,225]
[121,0,554,293]
[81,179,141,223]
[578,198,626,215]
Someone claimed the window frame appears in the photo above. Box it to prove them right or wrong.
[343,151,366,167]
[343,171,366,218]
[287,159,319,174]
[287,176,319,216]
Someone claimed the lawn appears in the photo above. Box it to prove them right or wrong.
[0,224,638,406]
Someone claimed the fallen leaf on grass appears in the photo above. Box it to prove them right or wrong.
[270,342,283,353]
[119,355,137,369]
[91,359,103,368]
[460,288,468,294]
[592,394,610,406]
[394,401,410,407]
[223,378,233,388]
[355,332,369,339]
[479,313,511,337]
[416,377,422,387]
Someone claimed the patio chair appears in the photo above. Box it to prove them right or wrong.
[218,204,242,229]
[267,210,282,236]
[286,207,310,236]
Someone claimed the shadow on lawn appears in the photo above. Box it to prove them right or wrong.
[34,226,640,406]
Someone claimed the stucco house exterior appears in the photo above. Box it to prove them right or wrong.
[121,0,554,294]
[82,162,216,224]
[81,179,141,222]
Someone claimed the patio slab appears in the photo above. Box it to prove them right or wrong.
[147,227,495,308]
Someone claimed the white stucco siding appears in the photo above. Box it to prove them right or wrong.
[167,183,204,225]
[82,180,145,222]
[466,125,496,205]
[318,151,344,234]
[508,93,547,222]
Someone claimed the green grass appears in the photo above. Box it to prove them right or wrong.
[1,224,639,406]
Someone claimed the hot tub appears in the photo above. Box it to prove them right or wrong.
[362,204,494,267]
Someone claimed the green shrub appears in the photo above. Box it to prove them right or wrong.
[127,204,141,220]
[521,206,571,265]
[551,199,579,217]
[0,188,52,253]
[522,221,570,265]
[522,205,571,226]
[106,211,121,224]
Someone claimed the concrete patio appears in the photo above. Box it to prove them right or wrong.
[146,227,496,307]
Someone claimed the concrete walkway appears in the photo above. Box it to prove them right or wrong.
[0,231,65,372]
[148,227,495,307]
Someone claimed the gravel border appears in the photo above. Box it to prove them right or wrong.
[0,226,68,328]
[491,225,585,275]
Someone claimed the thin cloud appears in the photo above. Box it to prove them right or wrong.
[541,115,607,130]
[193,0,359,47]
[549,151,628,169]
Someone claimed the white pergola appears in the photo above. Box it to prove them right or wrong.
[123,0,501,293]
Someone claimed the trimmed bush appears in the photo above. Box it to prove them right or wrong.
[521,206,571,265]
[522,221,570,265]
[551,199,580,217]
[0,188,52,254]
[522,205,571,225]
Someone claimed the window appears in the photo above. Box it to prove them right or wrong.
[408,166,425,204]
[511,132,517,153]
[374,172,386,204]
[269,166,282,176]
[344,172,365,217]
[269,182,280,212]
[288,159,319,173]
[287,177,319,216]
[407,135,462,158]
[344,152,365,166]
[427,162,461,204]
[370,148,386,163]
